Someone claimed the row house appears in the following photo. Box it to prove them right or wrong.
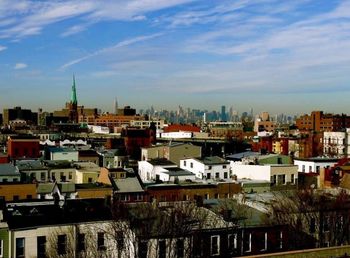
[141,142,201,166]
[231,164,298,186]
[0,164,21,183]
[145,181,241,203]
[138,159,195,183]
[180,156,230,181]
[296,111,350,132]
[7,135,40,159]
[97,167,146,202]
[294,157,339,173]
[323,128,350,157]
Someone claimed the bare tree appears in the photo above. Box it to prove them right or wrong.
[269,189,350,249]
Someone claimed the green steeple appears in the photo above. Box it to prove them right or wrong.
[71,75,77,104]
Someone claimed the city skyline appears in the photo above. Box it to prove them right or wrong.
[1,1,350,113]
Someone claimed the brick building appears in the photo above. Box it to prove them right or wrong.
[296,111,350,132]
[7,136,40,159]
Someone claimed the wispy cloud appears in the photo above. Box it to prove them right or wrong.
[0,0,194,39]
[14,63,27,69]
[0,45,6,51]
[60,33,163,69]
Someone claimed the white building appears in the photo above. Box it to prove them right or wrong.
[180,156,230,180]
[50,148,79,162]
[88,125,110,134]
[293,157,339,173]
[323,130,350,157]
[138,159,195,183]
[231,164,298,185]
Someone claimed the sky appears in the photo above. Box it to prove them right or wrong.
[1,0,350,115]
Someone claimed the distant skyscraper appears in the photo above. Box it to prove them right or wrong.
[221,105,226,121]
[114,98,118,114]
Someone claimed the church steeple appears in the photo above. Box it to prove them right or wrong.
[71,74,77,105]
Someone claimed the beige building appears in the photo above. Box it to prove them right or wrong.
[141,143,201,166]
[254,111,276,133]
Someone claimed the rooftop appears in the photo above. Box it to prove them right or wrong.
[0,163,20,176]
[148,158,177,166]
[195,156,229,165]
[114,177,144,193]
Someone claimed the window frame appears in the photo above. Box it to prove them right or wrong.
[57,234,67,255]
[16,237,25,258]
[210,235,220,256]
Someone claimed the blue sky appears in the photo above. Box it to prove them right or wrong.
[1,0,350,115]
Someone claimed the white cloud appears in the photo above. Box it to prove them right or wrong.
[14,63,27,69]
[60,33,163,69]
[0,45,7,51]
[0,0,194,39]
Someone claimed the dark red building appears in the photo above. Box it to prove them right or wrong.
[164,124,201,133]
[7,135,40,159]
[0,153,8,164]
[123,126,156,159]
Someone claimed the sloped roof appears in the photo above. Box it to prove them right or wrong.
[148,158,177,166]
[0,164,20,176]
[195,156,229,165]
[114,177,144,193]
[37,183,55,194]
[58,183,76,193]
[226,151,260,160]
[17,160,47,171]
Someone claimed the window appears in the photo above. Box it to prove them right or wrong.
[214,193,219,199]
[190,162,193,168]
[302,165,305,172]
[270,175,276,185]
[13,195,19,201]
[224,172,228,179]
[77,233,85,252]
[309,166,312,172]
[262,232,267,251]
[0,239,3,258]
[13,178,18,182]
[323,216,330,232]
[26,195,32,200]
[310,218,316,233]
[183,161,186,166]
[278,231,283,249]
[57,235,66,255]
[228,234,237,251]
[135,193,143,201]
[37,236,46,258]
[291,174,294,184]
[208,165,212,170]
[210,235,220,256]
[215,172,220,179]
[41,172,46,181]
[16,238,25,258]
[244,233,251,253]
[69,172,73,180]
[60,172,66,181]
[176,239,184,258]
[138,241,148,258]
[277,174,286,185]
[223,165,227,169]
[316,166,320,173]
[204,193,209,199]
[97,232,105,250]
[206,173,211,179]
[116,231,124,250]
[159,239,166,258]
